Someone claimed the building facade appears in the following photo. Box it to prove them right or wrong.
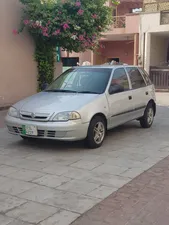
[140,0,169,90]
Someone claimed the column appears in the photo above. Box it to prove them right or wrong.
[133,33,139,65]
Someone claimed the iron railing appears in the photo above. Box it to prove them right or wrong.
[150,67,169,90]
[112,16,126,28]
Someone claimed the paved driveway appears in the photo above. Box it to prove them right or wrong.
[0,93,169,225]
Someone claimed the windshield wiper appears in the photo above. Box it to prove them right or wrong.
[45,89,78,93]
[78,91,99,94]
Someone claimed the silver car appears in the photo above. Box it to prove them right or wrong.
[5,65,156,148]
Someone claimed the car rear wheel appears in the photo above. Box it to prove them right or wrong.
[86,116,106,149]
[140,103,154,128]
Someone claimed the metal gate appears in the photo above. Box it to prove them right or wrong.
[150,68,169,90]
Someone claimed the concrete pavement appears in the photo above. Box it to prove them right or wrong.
[0,93,169,224]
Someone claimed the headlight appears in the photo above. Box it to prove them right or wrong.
[53,111,81,121]
[8,107,19,118]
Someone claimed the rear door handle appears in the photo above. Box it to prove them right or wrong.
[145,91,148,95]
[128,96,132,100]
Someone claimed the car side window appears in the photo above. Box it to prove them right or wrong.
[109,68,129,94]
[126,67,146,89]
[139,68,152,85]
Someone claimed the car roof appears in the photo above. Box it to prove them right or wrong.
[74,65,140,69]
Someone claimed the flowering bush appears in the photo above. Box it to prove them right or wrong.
[14,0,118,90]
[16,0,114,52]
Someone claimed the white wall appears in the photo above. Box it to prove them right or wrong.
[139,12,169,72]
[150,35,168,67]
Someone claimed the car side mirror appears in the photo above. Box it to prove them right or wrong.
[109,84,124,95]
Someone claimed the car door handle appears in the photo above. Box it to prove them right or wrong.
[145,91,149,95]
[128,96,132,100]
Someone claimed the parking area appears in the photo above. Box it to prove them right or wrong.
[0,93,169,225]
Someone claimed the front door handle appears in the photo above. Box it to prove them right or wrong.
[146,91,149,95]
[128,96,132,100]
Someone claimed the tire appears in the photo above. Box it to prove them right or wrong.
[140,103,154,128]
[86,116,106,149]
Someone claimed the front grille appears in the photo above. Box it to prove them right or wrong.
[20,111,50,121]
[7,126,66,138]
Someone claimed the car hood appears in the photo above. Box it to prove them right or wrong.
[14,92,99,113]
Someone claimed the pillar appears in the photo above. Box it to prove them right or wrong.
[133,33,139,65]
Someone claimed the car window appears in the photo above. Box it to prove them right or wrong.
[46,68,112,94]
[126,67,146,89]
[139,68,152,85]
[109,68,129,94]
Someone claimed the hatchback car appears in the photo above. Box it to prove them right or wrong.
[5,65,156,148]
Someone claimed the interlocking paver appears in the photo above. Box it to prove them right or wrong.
[6,202,58,224]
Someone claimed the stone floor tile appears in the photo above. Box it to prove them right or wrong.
[33,174,71,188]
[43,192,100,214]
[0,193,27,213]
[6,202,58,224]
[40,209,79,225]
[92,164,128,176]
[42,164,70,175]
[0,165,19,176]
[120,168,145,179]
[0,179,36,195]
[57,180,100,195]
[88,173,131,188]
[19,185,62,203]
[87,185,117,199]
[0,215,13,225]
[8,220,33,225]
[7,169,45,181]
[70,160,103,170]
[62,168,94,180]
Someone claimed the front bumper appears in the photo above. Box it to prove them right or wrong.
[5,115,89,141]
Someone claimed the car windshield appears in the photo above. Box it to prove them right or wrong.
[45,68,112,94]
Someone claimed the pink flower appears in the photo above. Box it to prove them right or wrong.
[12,29,18,35]
[79,35,84,41]
[53,29,61,35]
[47,21,51,25]
[75,1,81,7]
[43,32,49,37]
[63,23,70,30]
[92,14,98,19]
[23,20,30,25]
[77,9,84,15]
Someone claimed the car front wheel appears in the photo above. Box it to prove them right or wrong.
[140,103,154,128]
[86,116,106,149]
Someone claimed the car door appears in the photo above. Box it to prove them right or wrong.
[126,67,150,119]
[106,67,135,129]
